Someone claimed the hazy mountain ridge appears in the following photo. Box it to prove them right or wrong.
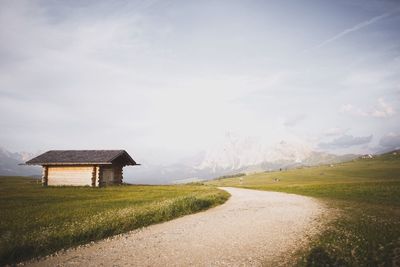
[196,150,357,178]
[196,135,357,175]
[0,147,41,176]
[126,136,359,184]
[197,137,313,172]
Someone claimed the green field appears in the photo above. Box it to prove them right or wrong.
[207,151,400,266]
[0,178,229,265]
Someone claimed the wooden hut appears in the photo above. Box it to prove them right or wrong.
[25,150,137,187]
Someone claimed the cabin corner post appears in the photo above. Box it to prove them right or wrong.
[121,166,123,184]
[42,166,48,186]
[91,166,97,187]
[97,166,104,187]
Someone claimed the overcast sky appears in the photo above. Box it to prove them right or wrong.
[1,0,400,164]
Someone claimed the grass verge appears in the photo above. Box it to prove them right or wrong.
[207,151,400,266]
[0,177,229,266]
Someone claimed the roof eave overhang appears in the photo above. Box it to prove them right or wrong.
[25,162,114,166]
[110,151,137,166]
[124,163,140,166]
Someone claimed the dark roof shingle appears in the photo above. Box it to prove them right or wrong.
[25,150,137,166]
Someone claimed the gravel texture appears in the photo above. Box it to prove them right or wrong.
[23,187,325,267]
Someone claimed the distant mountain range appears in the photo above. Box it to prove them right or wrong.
[196,134,357,173]
[125,135,359,184]
[0,148,41,177]
[0,137,358,184]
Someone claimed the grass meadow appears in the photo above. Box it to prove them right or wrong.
[207,151,400,266]
[0,178,229,265]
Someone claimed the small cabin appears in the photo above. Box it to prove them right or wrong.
[25,150,138,187]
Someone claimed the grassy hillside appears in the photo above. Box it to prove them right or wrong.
[208,151,400,266]
[0,177,229,265]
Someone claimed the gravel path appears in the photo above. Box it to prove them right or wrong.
[25,187,325,267]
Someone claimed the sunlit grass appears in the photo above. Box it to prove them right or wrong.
[208,151,400,266]
[0,177,229,265]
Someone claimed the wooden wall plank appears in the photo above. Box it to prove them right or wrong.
[48,166,92,186]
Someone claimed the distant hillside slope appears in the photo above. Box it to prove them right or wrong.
[208,149,400,190]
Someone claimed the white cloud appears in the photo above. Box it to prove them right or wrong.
[371,98,395,118]
[323,127,349,136]
[340,98,396,118]
[319,134,373,149]
[343,71,392,87]
[283,114,306,127]
[340,104,368,117]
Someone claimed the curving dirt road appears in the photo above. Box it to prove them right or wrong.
[25,187,325,266]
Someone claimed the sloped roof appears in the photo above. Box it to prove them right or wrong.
[25,150,137,166]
